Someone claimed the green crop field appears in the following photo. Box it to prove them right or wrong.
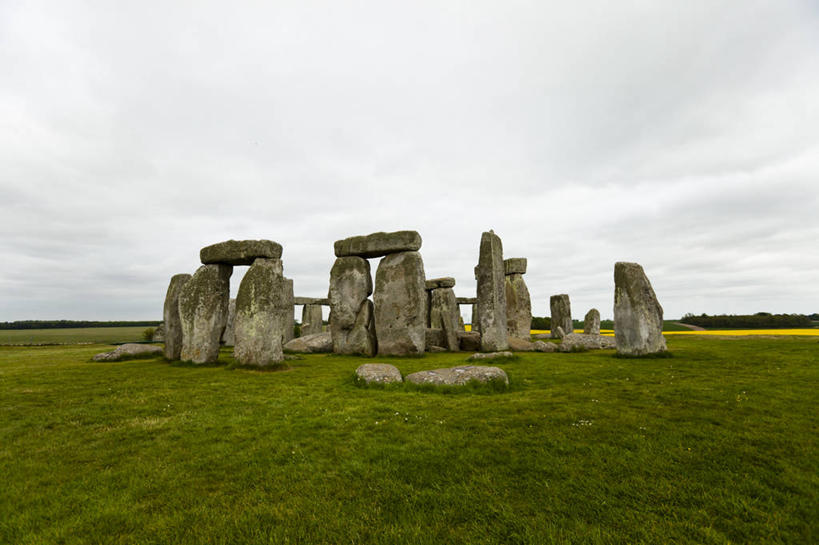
[1,337,817,544]
[0,327,150,345]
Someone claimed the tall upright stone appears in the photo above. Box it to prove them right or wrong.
[504,258,531,339]
[162,273,192,360]
[179,264,232,363]
[234,258,289,366]
[283,278,295,343]
[221,298,236,346]
[429,287,460,351]
[614,262,667,356]
[301,304,324,336]
[583,308,601,335]
[476,231,508,351]
[329,257,376,356]
[471,303,480,333]
[374,251,426,355]
[550,294,572,339]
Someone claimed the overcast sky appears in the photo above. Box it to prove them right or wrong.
[1,0,818,322]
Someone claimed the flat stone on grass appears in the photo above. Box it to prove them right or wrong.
[405,366,508,386]
[355,363,403,384]
[467,351,515,361]
[93,344,163,362]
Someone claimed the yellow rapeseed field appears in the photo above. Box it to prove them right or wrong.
[466,326,819,337]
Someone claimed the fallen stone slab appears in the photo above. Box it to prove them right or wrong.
[425,277,456,290]
[200,239,282,266]
[504,258,527,275]
[334,230,422,259]
[355,363,403,384]
[507,337,536,352]
[405,365,508,386]
[533,340,556,352]
[467,351,515,361]
[531,333,551,340]
[558,333,616,352]
[456,297,478,305]
[294,297,330,306]
[457,331,481,352]
[284,332,333,353]
[93,344,163,362]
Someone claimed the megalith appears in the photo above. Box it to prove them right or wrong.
[334,230,422,259]
[476,230,508,351]
[504,258,531,339]
[234,258,289,366]
[179,264,232,363]
[328,256,376,356]
[283,278,295,344]
[583,308,601,335]
[613,262,667,356]
[374,251,426,355]
[427,281,460,352]
[162,273,191,360]
[221,298,236,347]
[550,294,572,339]
[301,304,324,336]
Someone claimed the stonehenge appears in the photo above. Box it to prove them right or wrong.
[550,294,572,339]
[614,262,667,356]
[329,256,376,356]
[179,264,232,364]
[476,230,508,351]
[504,258,532,340]
[162,273,191,360]
[583,308,601,335]
[373,251,426,355]
[300,304,324,336]
[426,277,460,351]
[221,298,236,346]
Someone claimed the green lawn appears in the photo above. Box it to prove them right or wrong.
[0,326,150,345]
[1,337,817,544]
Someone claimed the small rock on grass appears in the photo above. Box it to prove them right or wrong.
[467,351,514,361]
[405,366,508,386]
[532,340,556,352]
[355,363,403,384]
[93,344,163,362]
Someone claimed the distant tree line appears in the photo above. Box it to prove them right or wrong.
[0,320,162,330]
[680,313,811,329]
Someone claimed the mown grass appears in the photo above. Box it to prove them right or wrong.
[1,337,817,544]
[0,326,149,345]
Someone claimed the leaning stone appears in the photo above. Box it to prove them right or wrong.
[328,257,375,355]
[425,328,446,350]
[233,258,289,367]
[457,331,481,352]
[533,340,556,353]
[355,363,402,384]
[162,273,191,360]
[467,351,514,361]
[504,258,527,275]
[505,273,532,339]
[374,251,426,355]
[179,264,232,364]
[558,333,616,352]
[425,277,456,290]
[508,337,536,352]
[583,308,601,335]
[93,344,163,362]
[555,326,566,339]
[221,298,236,346]
[405,366,508,386]
[300,304,324,336]
[284,332,333,353]
[550,294,572,339]
[334,230,422,259]
[614,262,667,356]
[429,287,460,351]
[200,239,282,266]
[476,231,508,351]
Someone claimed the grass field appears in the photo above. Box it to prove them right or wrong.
[0,326,150,345]
[1,337,817,544]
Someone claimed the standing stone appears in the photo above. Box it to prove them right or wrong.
[301,304,324,336]
[471,303,480,333]
[234,258,288,366]
[429,287,460,351]
[283,278,295,343]
[550,294,572,339]
[614,262,667,356]
[505,274,531,339]
[476,231,508,351]
[583,308,601,335]
[374,251,426,355]
[221,298,236,346]
[162,273,191,360]
[179,264,232,363]
[329,257,376,356]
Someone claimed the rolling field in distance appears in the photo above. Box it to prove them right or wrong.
[0,326,150,345]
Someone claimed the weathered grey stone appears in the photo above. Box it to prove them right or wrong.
[374,251,426,356]
[162,273,191,360]
[93,343,163,362]
[583,308,601,335]
[550,294,572,339]
[328,257,376,355]
[558,333,616,352]
[505,273,532,339]
[200,239,282,266]
[429,287,460,351]
[470,303,480,333]
[179,264,232,364]
[467,351,515,361]
[334,230,422,259]
[221,298,236,346]
[614,262,667,356]
[457,331,481,352]
[425,277,456,290]
[532,333,551,340]
[457,297,478,305]
[152,322,165,342]
[405,365,508,386]
[508,337,536,352]
[425,328,446,350]
[283,278,295,344]
[504,258,527,275]
[458,316,465,331]
[294,297,330,306]
[233,258,289,367]
[283,332,333,353]
[355,363,402,384]
[555,326,566,339]
[429,346,447,353]
[476,231,508,351]
[300,304,324,336]
[533,340,556,352]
